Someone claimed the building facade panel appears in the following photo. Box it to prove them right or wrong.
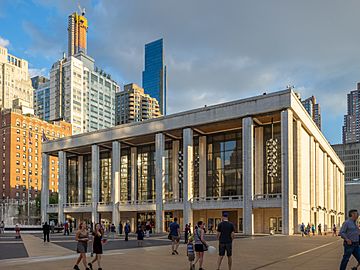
[41,90,344,235]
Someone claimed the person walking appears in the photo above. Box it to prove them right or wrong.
[193,221,207,270]
[118,222,123,235]
[339,209,360,270]
[318,223,322,235]
[50,220,55,234]
[15,224,20,239]
[42,222,50,242]
[333,224,337,236]
[145,221,151,238]
[0,221,4,234]
[64,221,70,236]
[311,224,316,236]
[136,225,145,247]
[110,223,116,239]
[169,217,181,255]
[216,212,235,270]
[185,224,190,244]
[124,221,130,241]
[187,235,195,270]
[300,223,305,237]
[73,222,90,270]
[88,223,105,270]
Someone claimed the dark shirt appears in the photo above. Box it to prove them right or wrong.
[124,224,130,233]
[43,224,50,233]
[136,229,144,240]
[169,222,180,236]
[217,221,235,244]
[340,219,360,243]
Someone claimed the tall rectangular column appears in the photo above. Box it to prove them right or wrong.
[327,156,332,228]
[155,133,165,233]
[315,142,320,223]
[130,147,137,203]
[78,156,84,203]
[242,117,254,235]
[112,141,121,226]
[254,127,263,195]
[41,153,49,223]
[323,153,328,231]
[183,128,193,229]
[309,136,315,224]
[172,141,179,201]
[281,109,294,235]
[91,145,100,224]
[199,136,207,198]
[294,120,302,232]
[58,151,67,224]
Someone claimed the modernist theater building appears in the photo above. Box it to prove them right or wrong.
[41,89,345,235]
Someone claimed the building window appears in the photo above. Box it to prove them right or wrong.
[67,157,78,203]
[100,152,111,203]
[120,149,131,202]
[206,132,243,197]
[263,123,281,194]
[137,145,156,201]
[164,142,173,200]
[84,155,92,202]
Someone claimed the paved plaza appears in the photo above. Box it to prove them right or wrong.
[0,233,357,270]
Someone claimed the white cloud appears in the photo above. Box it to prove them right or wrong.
[0,36,10,47]
[29,68,48,78]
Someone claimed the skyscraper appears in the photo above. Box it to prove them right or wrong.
[343,83,360,144]
[115,83,161,125]
[32,76,50,121]
[0,46,33,110]
[68,10,88,57]
[49,10,119,134]
[142,38,167,114]
[301,96,321,130]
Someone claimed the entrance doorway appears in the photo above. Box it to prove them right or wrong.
[269,217,282,234]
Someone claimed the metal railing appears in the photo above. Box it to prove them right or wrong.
[119,199,156,205]
[97,202,112,206]
[64,202,92,208]
[191,195,243,202]
[253,193,282,200]
[163,198,184,204]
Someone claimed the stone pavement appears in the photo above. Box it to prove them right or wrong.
[0,235,358,270]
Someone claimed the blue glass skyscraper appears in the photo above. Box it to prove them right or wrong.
[142,38,167,115]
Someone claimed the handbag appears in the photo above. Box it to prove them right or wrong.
[196,228,208,251]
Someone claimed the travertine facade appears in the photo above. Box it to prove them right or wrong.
[42,89,345,235]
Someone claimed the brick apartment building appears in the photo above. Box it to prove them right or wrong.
[0,109,71,201]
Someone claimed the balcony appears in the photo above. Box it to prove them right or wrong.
[163,198,184,210]
[97,201,113,212]
[64,202,92,213]
[118,199,156,211]
[191,196,243,210]
[47,204,58,213]
[253,193,282,208]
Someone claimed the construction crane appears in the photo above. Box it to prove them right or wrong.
[78,3,86,16]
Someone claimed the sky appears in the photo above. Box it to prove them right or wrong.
[0,0,360,144]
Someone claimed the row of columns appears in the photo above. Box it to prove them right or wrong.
[41,110,344,234]
[41,114,294,233]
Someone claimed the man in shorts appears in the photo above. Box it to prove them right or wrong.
[169,217,181,255]
[216,212,235,270]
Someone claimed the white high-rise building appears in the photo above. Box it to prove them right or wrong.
[49,52,118,134]
[0,46,33,110]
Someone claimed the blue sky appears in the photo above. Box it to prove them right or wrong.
[1,0,360,144]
